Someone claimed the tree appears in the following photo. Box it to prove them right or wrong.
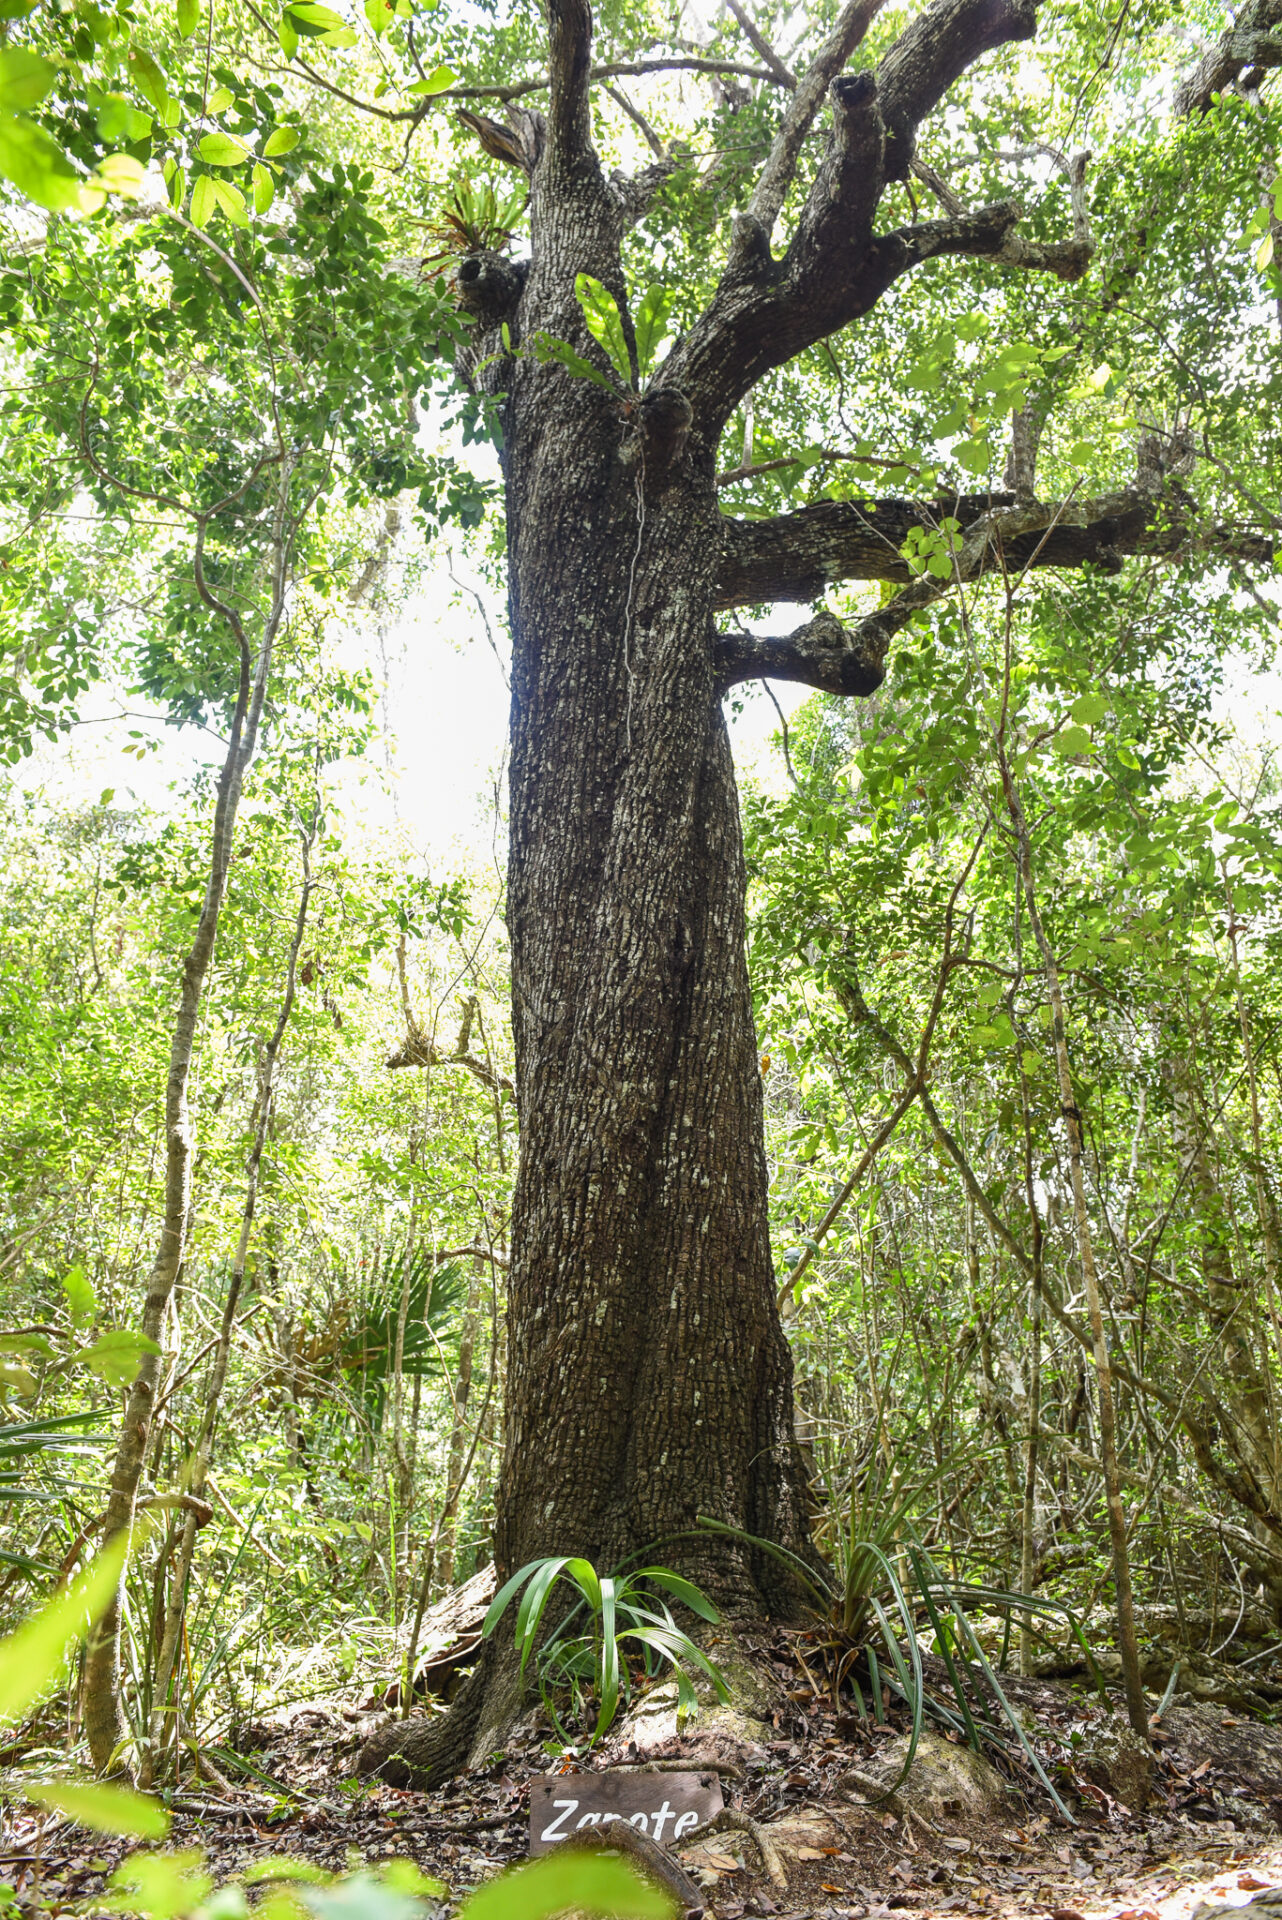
[355,0,1281,1780]
[4,0,1280,1783]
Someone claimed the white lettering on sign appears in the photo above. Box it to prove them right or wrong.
[539,1799,580,1842]
[528,1770,723,1857]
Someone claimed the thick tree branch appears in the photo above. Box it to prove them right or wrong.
[1174,0,1282,115]
[714,608,888,693]
[672,0,1083,428]
[387,1029,516,1098]
[546,0,595,172]
[748,0,887,235]
[883,198,1092,278]
[875,0,1037,180]
[714,484,1274,607]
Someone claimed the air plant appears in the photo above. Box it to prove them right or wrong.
[417,177,528,271]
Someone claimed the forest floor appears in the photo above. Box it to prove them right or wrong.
[15,1634,1282,1920]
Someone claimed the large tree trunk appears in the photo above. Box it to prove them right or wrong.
[358,187,814,1789]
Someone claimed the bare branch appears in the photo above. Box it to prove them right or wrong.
[910,155,968,215]
[724,0,797,90]
[601,81,665,157]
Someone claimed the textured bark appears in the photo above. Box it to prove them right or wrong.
[715,487,1274,609]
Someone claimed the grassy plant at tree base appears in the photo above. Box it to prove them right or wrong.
[482,1555,728,1747]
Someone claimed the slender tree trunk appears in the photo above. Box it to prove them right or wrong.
[84,513,289,1775]
[999,762,1148,1736]
[141,814,315,1782]
[435,1257,484,1596]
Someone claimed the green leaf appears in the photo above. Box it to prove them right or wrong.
[278,10,299,53]
[631,1567,720,1623]
[575,273,632,387]
[595,1574,619,1739]
[0,113,88,211]
[1069,693,1108,725]
[404,64,455,94]
[25,1780,170,1840]
[952,435,992,476]
[482,1557,554,1637]
[633,282,673,380]
[79,1328,162,1389]
[458,1854,673,1920]
[198,131,249,166]
[94,96,153,142]
[97,153,144,197]
[1053,724,1094,758]
[62,1264,97,1327]
[127,47,169,115]
[533,332,620,395]
[514,1556,573,1669]
[176,0,200,33]
[0,1332,55,1360]
[284,1,357,42]
[106,1850,212,1920]
[0,48,57,112]
[1256,231,1275,271]
[0,1535,128,1724]
[364,0,392,33]
[261,125,299,155]
[212,177,248,224]
[252,161,274,212]
[244,1860,333,1886]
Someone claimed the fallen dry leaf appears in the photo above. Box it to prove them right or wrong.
[794,1848,825,1861]
[1239,1878,1274,1892]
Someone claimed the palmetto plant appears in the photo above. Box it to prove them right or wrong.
[698,1451,1101,1822]
[482,1555,729,1747]
[282,1246,465,1427]
[0,1410,106,1577]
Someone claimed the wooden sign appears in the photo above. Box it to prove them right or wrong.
[529,1769,724,1856]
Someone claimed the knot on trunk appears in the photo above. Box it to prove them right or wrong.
[456,251,528,325]
[715,609,887,696]
[623,386,694,484]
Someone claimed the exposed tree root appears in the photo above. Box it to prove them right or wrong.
[356,1662,486,1787]
[679,1806,789,1891]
